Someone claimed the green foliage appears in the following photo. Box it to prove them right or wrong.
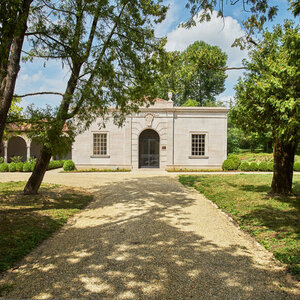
[22,0,169,178]
[182,99,199,107]
[30,162,36,172]
[233,21,299,145]
[63,160,76,171]
[48,160,64,170]
[258,162,268,171]
[232,21,299,192]
[227,154,241,169]
[0,158,3,164]
[222,159,236,171]
[0,163,9,172]
[8,162,16,172]
[156,41,227,106]
[267,162,274,172]
[294,162,300,172]
[240,162,250,171]
[23,162,31,172]
[227,110,273,154]
[10,156,22,163]
[16,162,23,172]
[249,162,259,171]
[3,97,24,139]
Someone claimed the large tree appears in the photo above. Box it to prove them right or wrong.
[23,0,167,194]
[233,21,299,195]
[0,0,33,144]
[157,41,227,106]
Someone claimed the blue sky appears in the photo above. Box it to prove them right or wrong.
[16,0,296,109]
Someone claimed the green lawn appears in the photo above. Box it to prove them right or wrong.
[0,182,92,274]
[179,174,300,279]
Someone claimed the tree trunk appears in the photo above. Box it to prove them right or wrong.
[0,0,32,143]
[271,137,297,195]
[23,148,52,195]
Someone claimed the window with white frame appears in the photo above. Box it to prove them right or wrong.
[93,133,107,156]
[191,134,205,156]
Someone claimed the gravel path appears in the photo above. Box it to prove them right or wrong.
[0,171,299,299]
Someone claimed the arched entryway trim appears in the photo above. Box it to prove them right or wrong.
[139,129,160,168]
[30,139,41,159]
[7,136,27,162]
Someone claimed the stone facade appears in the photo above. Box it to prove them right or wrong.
[72,99,228,170]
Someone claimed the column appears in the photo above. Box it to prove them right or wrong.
[4,141,8,163]
[26,140,31,161]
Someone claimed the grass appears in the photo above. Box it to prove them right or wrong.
[61,168,131,173]
[179,174,300,279]
[0,181,93,278]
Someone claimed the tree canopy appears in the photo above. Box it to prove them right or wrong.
[22,0,168,194]
[157,41,227,106]
[233,20,299,194]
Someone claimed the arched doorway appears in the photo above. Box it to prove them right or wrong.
[7,136,27,162]
[139,129,160,168]
[30,139,41,159]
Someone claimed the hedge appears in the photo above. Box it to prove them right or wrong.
[63,160,76,171]
[294,162,300,172]
[240,161,250,171]
[0,163,9,172]
[8,162,16,172]
[227,154,241,169]
[222,159,236,171]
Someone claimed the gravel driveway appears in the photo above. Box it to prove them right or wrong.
[0,170,299,299]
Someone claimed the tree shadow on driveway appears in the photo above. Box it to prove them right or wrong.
[1,176,299,299]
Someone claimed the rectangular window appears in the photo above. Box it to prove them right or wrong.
[191,134,205,156]
[93,133,107,156]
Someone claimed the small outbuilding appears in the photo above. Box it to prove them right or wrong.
[72,98,228,170]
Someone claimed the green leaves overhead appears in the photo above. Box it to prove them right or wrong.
[233,20,300,143]
[157,41,227,106]
[25,0,168,129]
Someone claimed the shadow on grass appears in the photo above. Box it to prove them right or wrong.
[1,176,299,299]
[0,184,92,273]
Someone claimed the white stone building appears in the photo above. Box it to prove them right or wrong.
[72,98,228,170]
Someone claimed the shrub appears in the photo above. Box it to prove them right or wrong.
[227,154,241,169]
[27,157,37,164]
[10,156,22,163]
[16,162,23,172]
[0,163,9,172]
[294,162,300,172]
[23,162,32,172]
[9,162,16,172]
[63,160,76,171]
[267,162,274,171]
[249,162,259,171]
[222,159,236,171]
[30,162,36,172]
[258,162,268,171]
[240,161,250,171]
[0,157,3,164]
[48,160,65,170]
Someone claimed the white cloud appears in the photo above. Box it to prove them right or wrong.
[15,59,70,109]
[165,10,248,68]
[155,0,181,38]
[164,10,249,102]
